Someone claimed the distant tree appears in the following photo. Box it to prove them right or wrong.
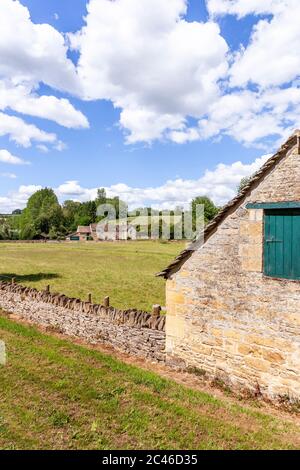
[238,176,251,193]
[19,188,65,239]
[12,209,22,215]
[110,196,121,219]
[0,220,11,240]
[62,200,81,232]
[97,196,127,221]
[9,214,21,239]
[192,196,219,227]
[7,186,222,241]
[77,201,97,225]
[76,214,93,227]
[95,188,107,206]
[19,223,36,241]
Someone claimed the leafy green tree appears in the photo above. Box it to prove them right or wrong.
[75,214,93,227]
[95,188,107,206]
[19,223,36,240]
[9,214,21,239]
[75,201,97,226]
[62,200,81,232]
[19,188,65,239]
[0,220,11,240]
[192,196,219,228]
[107,196,121,219]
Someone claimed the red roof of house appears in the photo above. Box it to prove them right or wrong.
[77,226,91,234]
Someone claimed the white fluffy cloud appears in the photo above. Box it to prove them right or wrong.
[58,180,88,196]
[212,0,300,146]
[1,153,268,213]
[0,184,42,213]
[0,154,271,213]
[0,149,29,165]
[0,0,79,93]
[0,112,56,148]
[57,154,269,209]
[0,0,88,152]
[170,87,300,147]
[0,80,89,129]
[206,0,286,17]
[165,0,300,147]
[63,0,300,147]
[229,1,300,89]
[0,0,300,152]
[70,0,228,143]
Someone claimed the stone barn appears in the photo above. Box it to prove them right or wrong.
[158,131,300,401]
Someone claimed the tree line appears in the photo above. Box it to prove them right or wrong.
[0,187,220,240]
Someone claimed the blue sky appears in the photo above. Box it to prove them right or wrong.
[0,0,298,211]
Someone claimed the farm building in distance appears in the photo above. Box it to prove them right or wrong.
[76,225,94,241]
[67,222,140,242]
[67,214,184,242]
[159,131,300,400]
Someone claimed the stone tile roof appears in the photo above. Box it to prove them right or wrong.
[77,226,91,234]
[157,131,300,279]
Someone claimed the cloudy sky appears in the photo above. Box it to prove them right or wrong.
[0,0,298,211]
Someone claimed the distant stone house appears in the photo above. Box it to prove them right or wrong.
[67,222,137,242]
[158,131,300,400]
[65,225,95,241]
[76,226,92,241]
[92,222,137,241]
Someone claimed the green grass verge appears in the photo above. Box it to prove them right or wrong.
[0,315,299,450]
[0,241,184,311]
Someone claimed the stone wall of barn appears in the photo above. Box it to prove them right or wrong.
[166,145,300,400]
[0,281,166,363]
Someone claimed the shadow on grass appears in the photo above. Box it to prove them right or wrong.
[0,273,60,283]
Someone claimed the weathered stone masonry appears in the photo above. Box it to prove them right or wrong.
[0,281,166,362]
[164,137,300,401]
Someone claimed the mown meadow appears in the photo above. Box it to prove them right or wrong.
[0,241,185,311]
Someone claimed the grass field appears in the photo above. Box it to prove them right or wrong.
[0,241,185,311]
[1,315,299,450]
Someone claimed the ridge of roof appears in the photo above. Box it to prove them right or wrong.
[77,226,91,233]
[157,131,299,279]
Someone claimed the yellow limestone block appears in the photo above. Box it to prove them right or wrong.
[166,315,186,339]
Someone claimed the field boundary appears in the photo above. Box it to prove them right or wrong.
[0,280,166,362]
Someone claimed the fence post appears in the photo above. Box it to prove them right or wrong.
[11,277,15,285]
[46,285,50,294]
[152,304,161,317]
[88,293,92,303]
[104,296,110,308]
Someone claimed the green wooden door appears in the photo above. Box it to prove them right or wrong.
[264,209,300,279]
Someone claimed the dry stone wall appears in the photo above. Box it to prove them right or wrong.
[0,281,166,362]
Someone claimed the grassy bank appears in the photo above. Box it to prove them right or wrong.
[0,315,299,450]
